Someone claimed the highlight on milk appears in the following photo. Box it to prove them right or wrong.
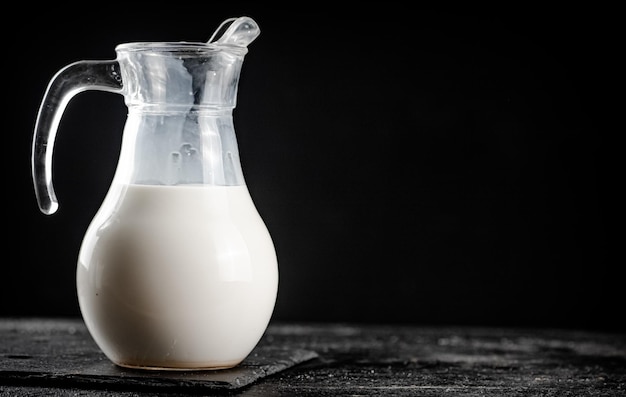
[31,17,279,370]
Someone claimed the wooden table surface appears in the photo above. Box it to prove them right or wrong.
[1,318,624,396]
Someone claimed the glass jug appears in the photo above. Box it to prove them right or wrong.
[31,17,279,371]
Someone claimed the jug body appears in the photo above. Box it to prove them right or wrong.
[31,18,278,370]
[77,184,278,370]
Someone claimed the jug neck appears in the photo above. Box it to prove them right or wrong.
[114,109,246,187]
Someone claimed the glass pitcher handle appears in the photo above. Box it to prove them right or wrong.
[31,60,123,215]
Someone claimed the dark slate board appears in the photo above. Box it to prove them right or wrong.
[3,319,625,396]
[0,318,317,393]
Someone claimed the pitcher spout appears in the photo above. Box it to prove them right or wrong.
[208,16,260,47]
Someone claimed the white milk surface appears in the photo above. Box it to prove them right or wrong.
[76,184,278,370]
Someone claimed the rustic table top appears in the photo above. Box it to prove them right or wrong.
[1,318,624,396]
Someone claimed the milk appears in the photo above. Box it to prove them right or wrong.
[76,184,278,370]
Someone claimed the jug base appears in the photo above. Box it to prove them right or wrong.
[114,358,243,371]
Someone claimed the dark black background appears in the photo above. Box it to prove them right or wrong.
[6,6,620,332]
